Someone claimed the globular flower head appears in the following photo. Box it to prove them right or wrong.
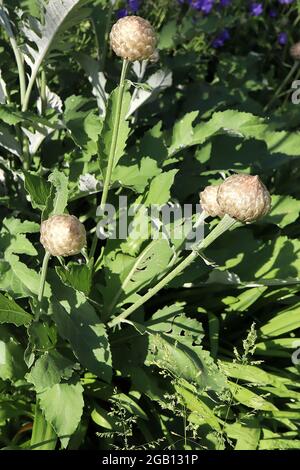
[110,16,157,62]
[40,214,86,257]
[200,184,224,218]
[217,174,271,223]
[290,42,300,60]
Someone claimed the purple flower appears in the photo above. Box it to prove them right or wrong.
[189,0,215,14]
[117,8,128,18]
[250,3,263,16]
[269,8,278,17]
[220,0,231,6]
[278,0,294,4]
[278,32,288,45]
[128,0,140,12]
[212,28,230,48]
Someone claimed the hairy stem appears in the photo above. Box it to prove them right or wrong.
[107,214,236,328]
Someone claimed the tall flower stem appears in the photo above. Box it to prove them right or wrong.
[107,214,236,328]
[264,61,299,112]
[89,59,129,260]
[31,253,55,449]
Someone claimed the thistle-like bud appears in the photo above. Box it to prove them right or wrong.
[217,174,271,223]
[40,214,86,257]
[290,42,300,61]
[200,185,224,218]
[110,16,157,62]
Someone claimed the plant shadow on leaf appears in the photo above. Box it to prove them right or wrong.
[47,271,112,383]
[207,227,300,281]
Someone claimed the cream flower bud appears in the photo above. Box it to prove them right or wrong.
[110,16,157,62]
[200,185,224,218]
[40,214,86,257]
[217,174,271,223]
[290,42,300,61]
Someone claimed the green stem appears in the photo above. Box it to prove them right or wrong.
[40,69,47,115]
[31,402,57,450]
[264,61,299,112]
[100,59,128,210]
[89,59,129,260]
[107,215,236,328]
[36,251,50,317]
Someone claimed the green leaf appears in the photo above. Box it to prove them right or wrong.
[144,169,178,205]
[43,169,68,219]
[226,419,261,450]
[259,302,300,337]
[101,239,174,313]
[64,95,102,156]
[24,172,51,211]
[0,293,32,326]
[110,393,148,421]
[228,382,277,411]
[98,87,131,177]
[221,361,289,389]
[168,110,300,158]
[112,157,161,193]
[158,20,177,49]
[0,326,27,381]
[0,123,22,157]
[259,438,300,450]
[4,253,51,298]
[0,231,37,257]
[0,105,24,126]
[52,290,112,382]
[175,382,221,432]
[114,305,225,392]
[208,229,300,281]
[56,263,92,296]
[2,217,40,234]
[168,111,199,157]
[264,195,300,228]
[27,351,77,393]
[38,379,84,448]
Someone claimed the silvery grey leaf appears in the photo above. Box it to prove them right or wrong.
[126,69,172,118]
[0,70,7,104]
[37,85,63,114]
[22,127,50,156]
[20,0,82,93]
[75,53,107,116]
[79,173,101,193]
[0,5,15,38]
